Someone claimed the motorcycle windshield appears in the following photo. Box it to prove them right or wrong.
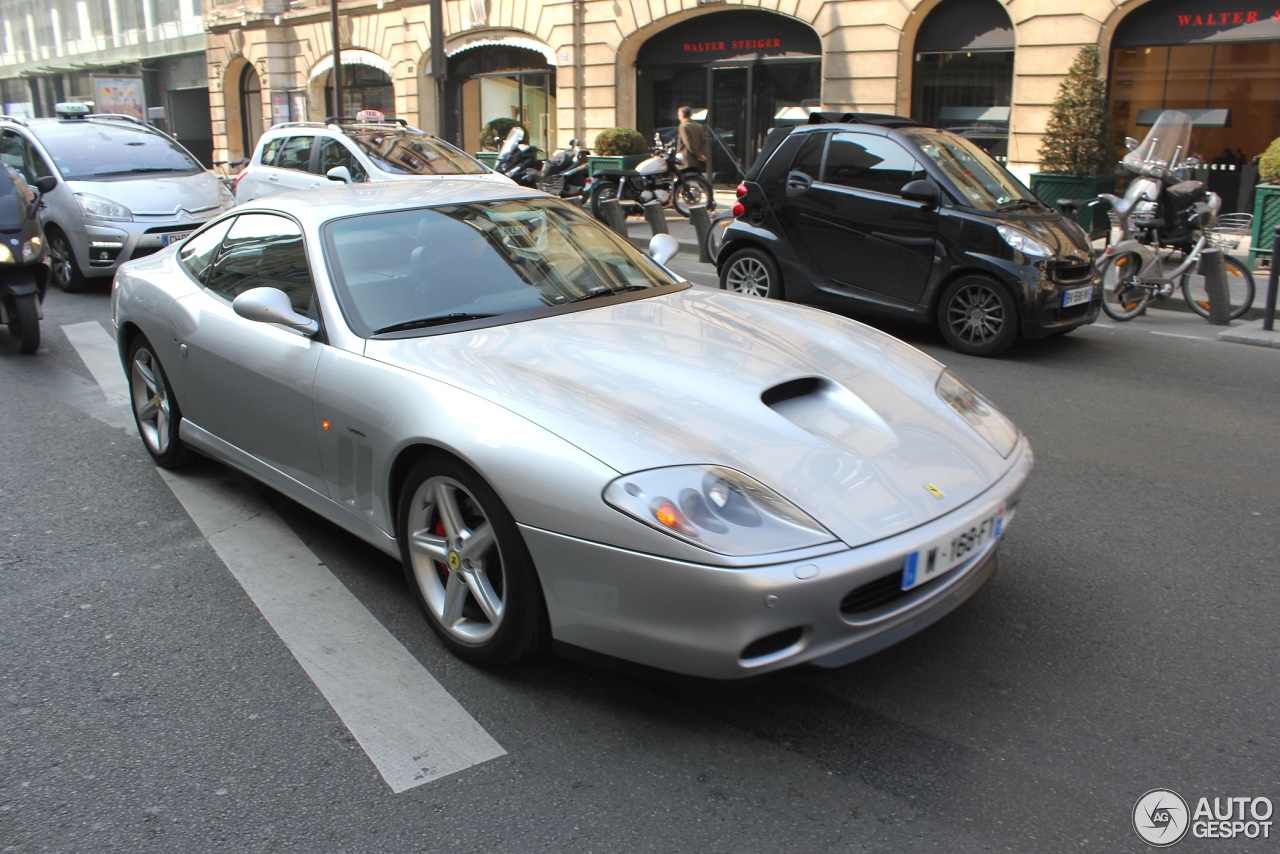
[0,169,33,231]
[497,128,524,160]
[1122,111,1193,178]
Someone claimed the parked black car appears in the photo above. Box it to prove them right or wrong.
[715,113,1100,356]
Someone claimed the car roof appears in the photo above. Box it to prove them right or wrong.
[804,111,923,128]
[233,178,548,220]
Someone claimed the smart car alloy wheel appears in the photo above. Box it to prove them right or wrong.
[721,247,781,298]
[939,275,1018,357]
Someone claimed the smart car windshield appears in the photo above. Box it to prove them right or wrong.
[32,121,203,180]
[904,128,1037,211]
[324,198,679,335]
[349,129,491,176]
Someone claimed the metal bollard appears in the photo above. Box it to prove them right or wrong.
[1199,247,1232,325]
[689,205,712,263]
[599,197,627,238]
[642,200,668,235]
[1265,225,1279,332]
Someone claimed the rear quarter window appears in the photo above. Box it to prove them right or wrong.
[259,137,283,166]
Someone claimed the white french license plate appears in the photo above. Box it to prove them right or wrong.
[902,503,1005,590]
[1062,286,1093,308]
[163,231,192,246]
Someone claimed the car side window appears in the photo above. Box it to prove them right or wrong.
[822,133,924,196]
[790,133,826,181]
[205,214,315,315]
[260,137,283,166]
[316,137,367,182]
[0,131,51,183]
[178,217,235,285]
[275,136,313,171]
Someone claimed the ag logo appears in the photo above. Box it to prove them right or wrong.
[1134,789,1190,846]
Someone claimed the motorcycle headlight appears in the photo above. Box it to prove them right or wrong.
[0,243,13,264]
[604,465,835,556]
[75,193,133,222]
[996,224,1052,258]
[936,370,1019,458]
[21,235,41,262]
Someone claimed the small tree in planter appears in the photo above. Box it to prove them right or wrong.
[589,127,650,176]
[1248,135,1280,267]
[1031,44,1114,236]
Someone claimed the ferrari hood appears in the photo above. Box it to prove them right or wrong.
[370,290,1020,547]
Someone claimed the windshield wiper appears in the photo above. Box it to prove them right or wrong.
[374,313,494,334]
[998,198,1044,211]
[571,284,651,303]
[91,167,189,177]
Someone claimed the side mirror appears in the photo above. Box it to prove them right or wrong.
[900,179,939,208]
[233,287,319,335]
[1124,137,1139,151]
[648,232,679,265]
[35,175,57,194]
[326,165,353,184]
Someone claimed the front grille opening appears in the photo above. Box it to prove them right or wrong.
[840,566,950,616]
[739,627,804,662]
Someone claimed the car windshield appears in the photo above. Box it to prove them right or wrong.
[32,120,203,180]
[903,128,1035,211]
[347,128,491,176]
[324,197,678,335]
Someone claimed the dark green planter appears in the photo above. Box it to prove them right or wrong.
[1248,182,1280,268]
[588,154,647,176]
[1029,173,1114,239]
[475,152,499,168]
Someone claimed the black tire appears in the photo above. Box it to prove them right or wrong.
[720,247,783,299]
[46,227,89,293]
[1097,251,1151,321]
[397,455,547,668]
[1181,254,1255,320]
[6,293,39,354]
[588,178,621,221]
[127,335,190,469]
[937,275,1019,357]
[673,174,714,217]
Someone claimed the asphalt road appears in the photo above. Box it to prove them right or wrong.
[2,271,1277,853]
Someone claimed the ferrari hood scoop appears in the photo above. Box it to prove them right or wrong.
[763,377,898,458]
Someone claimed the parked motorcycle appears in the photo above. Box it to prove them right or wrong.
[0,170,56,354]
[588,134,714,220]
[493,127,544,188]
[534,139,590,203]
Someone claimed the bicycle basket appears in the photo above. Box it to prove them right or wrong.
[536,175,565,195]
[1206,212,1253,249]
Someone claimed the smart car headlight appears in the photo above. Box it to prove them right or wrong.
[996,224,1052,258]
[75,193,133,222]
[604,465,835,556]
[936,370,1019,458]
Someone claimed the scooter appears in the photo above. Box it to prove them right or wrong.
[493,128,544,188]
[587,133,714,221]
[534,139,590,203]
[0,171,56,355]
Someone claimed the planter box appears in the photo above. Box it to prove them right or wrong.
[475,152,499,168]
[1029,173,1114,239]
[1249,182,1280,268]
[588,154,647,176]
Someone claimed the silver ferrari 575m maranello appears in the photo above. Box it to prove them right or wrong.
[112,180,1033,679]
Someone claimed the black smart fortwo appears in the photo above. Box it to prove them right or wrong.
[716,114,1101,356]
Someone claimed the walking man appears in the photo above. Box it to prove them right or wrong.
[676,106,708,172]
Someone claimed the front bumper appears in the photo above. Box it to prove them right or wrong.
[70,219,210,279]
[1018,261,1101,338]
[521,437,1033,680]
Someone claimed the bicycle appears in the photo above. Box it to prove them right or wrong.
[211,158,247,194]
[1063,196,1256,322]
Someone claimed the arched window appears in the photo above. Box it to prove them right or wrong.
[911,0,1014,158]
[240,65,263,156]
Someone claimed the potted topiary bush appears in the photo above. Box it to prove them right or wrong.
[1029,44,1115,238]
[1248,136,1280,268]
[589,127,650,176]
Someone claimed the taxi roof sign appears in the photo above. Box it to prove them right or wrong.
[55,102,92,118]
[355,109,384,122]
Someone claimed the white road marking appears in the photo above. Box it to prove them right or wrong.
[65,321,505,792]
[1150,331,1212,342]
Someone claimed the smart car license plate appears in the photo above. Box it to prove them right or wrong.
[902,503,1005,590]
[163,231,192,246]
[1062,286,1092,308]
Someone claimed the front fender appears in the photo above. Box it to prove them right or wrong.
[0,266,43,297]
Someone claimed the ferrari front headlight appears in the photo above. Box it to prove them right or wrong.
[936,370,1019,458]
[604,465,835,556]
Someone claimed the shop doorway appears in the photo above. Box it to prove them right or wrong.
[636,10,822,185]
[240,65,263,157]
[446,47,555,155]
[322,64,395,119]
